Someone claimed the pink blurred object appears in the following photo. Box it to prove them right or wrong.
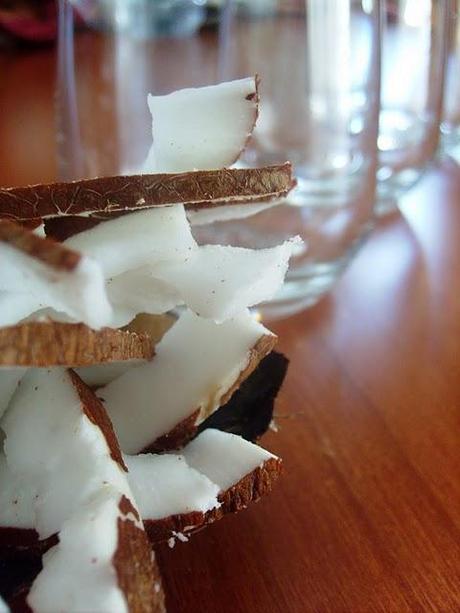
[0,0,57,42]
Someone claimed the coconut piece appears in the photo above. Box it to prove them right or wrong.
[0,164,295,222]
[46,200,283,239]
[2,369,165,610]
[128,430,281,543]
[65,206,196,279]
[2,368,130,539]
[143,77,258,173]
[0,432,281,549]
[105,238,300,324]
[0,430,282,550]
[187,199,283,226]
[28,489,165,613]
[199,351,289,442]
[0,221,111,329]
[0,369,26,420]
[100,309,276,454]
[75,361,146,389]
[106,268,182,328]
[0,323,153,367]
[149,238,301,322]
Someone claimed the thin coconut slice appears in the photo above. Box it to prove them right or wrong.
[127,429,282,543]
[2,368,131,539]
[0,164,295,222]
[100,309,276,454]
[149,238,301,322]
[105,238,300,324]
[75,361,146,389]
[28,489,165,613]
[0,595,9,613]
[65,206,196,279]
[0,369,26,420]
[106,269,182,328]
[0,221,111,329]
[0,430,282,550]
[187,199,283,226]
[0,322,153,367]
[143,77,259,173]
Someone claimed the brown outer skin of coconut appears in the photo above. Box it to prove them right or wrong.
[68,369,128,470]
[0,458,282,556]
[143,456,282,544]
[114,496,166,613]
[141,333,278,454]
[0,322,154,367]
[0,219,81,272]
[0,164,295,223]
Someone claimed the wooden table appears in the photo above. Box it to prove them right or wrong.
[1,41,460,613]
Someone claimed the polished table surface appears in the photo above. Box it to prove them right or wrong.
[1,43,460,612]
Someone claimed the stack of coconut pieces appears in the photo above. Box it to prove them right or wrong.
[0,77,298,612]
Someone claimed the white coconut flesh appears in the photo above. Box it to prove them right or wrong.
[65,206,196,279]
[100,309,273,454]
[106,268,183,328]
[27,488,133,613]
[0,242,111,330]
[126,429,278,522]
[75,360,147,389]
[0,594,9,613]
[0,453,35,529]
[2,368,130,539]
[125,453,220,521]
[0,429,278,533]
[0,368,26,419]
[143,77,258,173]
[104,238,300,325]
[187,199,283,226]
[150,238,301,322]
[181,428,276,491]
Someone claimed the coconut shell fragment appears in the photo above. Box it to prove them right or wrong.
[0,322,154,367]
[199,351,289,442]
[0,164,295,223]
[0,219,81,272]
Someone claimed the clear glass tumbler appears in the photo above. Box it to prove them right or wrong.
[57,0,219,181]
[441,0,460,160]
[376,0,449,214]
[195,0,381,319]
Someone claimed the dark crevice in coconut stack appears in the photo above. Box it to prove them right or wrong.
[0,76,297,612]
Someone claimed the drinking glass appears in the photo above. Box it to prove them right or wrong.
[441,0,460,159]
[195,0,381,319]
[376,0,450,214]
[57,0,217,181]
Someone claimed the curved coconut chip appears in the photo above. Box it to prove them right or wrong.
[0,164,294,224]
[0,322,153,367]
[144,76,259,173]
[100,309,276,454]
[0,221,111,329]
[136,430,283,544]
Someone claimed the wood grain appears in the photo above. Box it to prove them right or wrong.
[1,36,460,613]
